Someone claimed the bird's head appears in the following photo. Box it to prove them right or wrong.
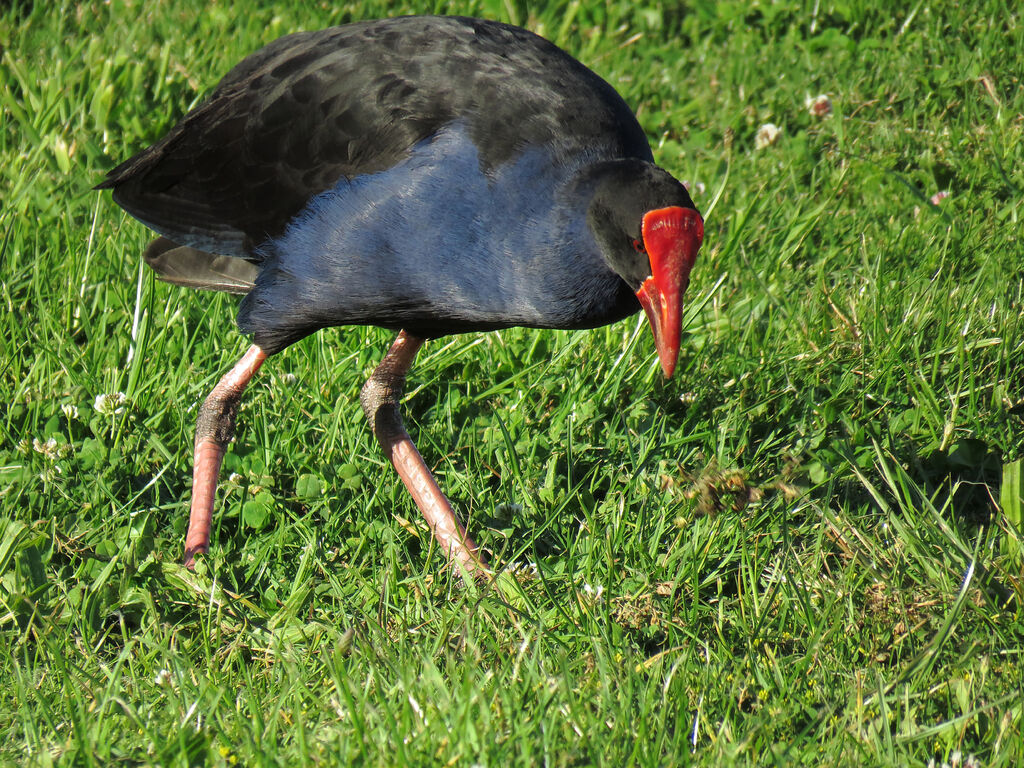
[588,161,704,378]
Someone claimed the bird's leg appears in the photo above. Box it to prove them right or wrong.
[184,344,268,567]
[361,331,489,579]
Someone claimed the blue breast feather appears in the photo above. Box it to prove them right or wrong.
[237,124,630,348]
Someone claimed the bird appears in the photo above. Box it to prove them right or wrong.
[97,15,704,578]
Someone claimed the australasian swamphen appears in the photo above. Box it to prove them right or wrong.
[97,16,705,578]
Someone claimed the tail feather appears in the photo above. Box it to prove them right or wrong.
[144,237,259,294]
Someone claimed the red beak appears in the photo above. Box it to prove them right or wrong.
[634,206,704,378]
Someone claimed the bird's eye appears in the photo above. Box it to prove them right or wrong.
[632,238,646,255]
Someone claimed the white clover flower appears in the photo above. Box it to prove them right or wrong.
[32,437,70,461]
[926,751,981,768]
[33,437,58,458]
[61,403,79,420]
[582,582,605,601]
[805,93,833,117]
[755,123,782,149]
[94,391,126,415]
[507,561,539,579]
[154,669,172,686]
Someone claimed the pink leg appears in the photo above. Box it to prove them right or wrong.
[361,332,489,578]
[184,344,267,567]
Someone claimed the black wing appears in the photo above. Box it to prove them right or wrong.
[96,16,652,259]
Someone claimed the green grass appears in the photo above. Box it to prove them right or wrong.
[2,0,1023,765]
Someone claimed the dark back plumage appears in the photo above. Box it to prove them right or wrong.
[97,16,653,259]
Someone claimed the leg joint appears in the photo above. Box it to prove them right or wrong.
[360,368,403,425]
[195,390,242,447]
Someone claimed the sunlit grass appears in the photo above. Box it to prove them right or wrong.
[2,0,1022,765]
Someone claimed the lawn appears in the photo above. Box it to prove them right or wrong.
[2,0,1022,765]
